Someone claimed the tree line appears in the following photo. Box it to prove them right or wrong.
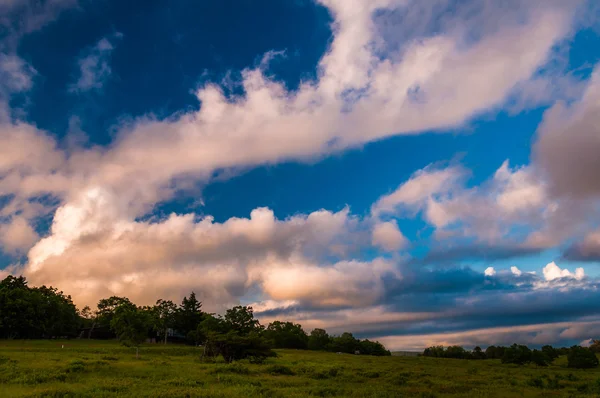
[0,276,390,361]
[423,343,600,369]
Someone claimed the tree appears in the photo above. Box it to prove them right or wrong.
[541,345,559,361]
[264,321,308,349]
[472,346,486,360]
[199,313,273,363]
[359,339,391,356]
[502,344,532,365]
[224,306,261,336]
[567,346,599,369]
[153,299,177,344]
[423,346,446,358]
[485,345,506,359]
[329,332,359,354]
[531,349,550,366]
[175,292,204,342]
[308,328,331,351]
[445,345,468,359]
[110,304,150,359]
[0,276,79,339]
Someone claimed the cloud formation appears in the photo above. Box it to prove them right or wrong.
[70,34,122,93]
[0,0,599,349]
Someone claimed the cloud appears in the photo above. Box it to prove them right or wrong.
[542,261,584,281]
[22,194,388,308]
[376,320,600,351]
[373,160,552,247]
[0,54,36,94]
[534,68,600,199]
[0,0,79,50]
[372,220,407,251]
[70,34,122,93]
[563,230,600,261]
[0,215,38,253]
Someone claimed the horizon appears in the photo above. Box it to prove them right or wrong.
[1,0,600,351]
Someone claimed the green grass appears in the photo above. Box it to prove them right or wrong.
[1,340,600,397]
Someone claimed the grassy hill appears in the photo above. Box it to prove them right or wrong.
[1,340,600,397]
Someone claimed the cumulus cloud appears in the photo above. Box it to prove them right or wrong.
[0,215,38,253]
[70,34,122,93]
[542,261,584,281]
[371,220,407,251]
[373,160,552,246]
[22,192,390,308]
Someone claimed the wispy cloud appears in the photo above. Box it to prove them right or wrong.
[69,33,122,93]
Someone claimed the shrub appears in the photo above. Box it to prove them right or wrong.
[527,375,544,388]
[267,364,295,376]
[530,349,550,366]
[567,346,599,369]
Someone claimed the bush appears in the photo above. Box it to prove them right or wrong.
[567,346,599,369]
[531,350,551,366]
[501,344,532,365]
[267,364,295,376]
[202,328,275,363]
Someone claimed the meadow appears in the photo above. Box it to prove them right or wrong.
[1,340,600,397]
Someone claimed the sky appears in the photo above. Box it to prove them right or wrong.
[1,0,600,351]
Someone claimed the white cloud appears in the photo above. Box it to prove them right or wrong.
[70,34,121,93]
[484,267,496,277]
[510,266,522,277]
[372,220,407,251]
[0,216,38,253]
[542,261,584,281]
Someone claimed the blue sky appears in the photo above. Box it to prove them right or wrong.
[1,0,600,350]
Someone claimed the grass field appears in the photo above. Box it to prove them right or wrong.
[1,340,600,397]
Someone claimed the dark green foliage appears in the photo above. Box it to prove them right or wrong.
[530,349,550,366]
[264,321,308,349]
[307,328,330,351]
[328,332,359,354]
[174,292,204,343]
[0,276,79,339]
[267,364,295,375]
[445,345,468,359]
[541,345,559,361]
[204,331,275,363]
[358,339,391,356]
[223,305,262,335]
[423,346,446,358]
[471,346,486,360]
[151,299,177,344]
[200,308,274,363]
[567,345,599,369]
[485,345,505,359]
[501,344,532,365]
[423,345,474,359]
[110,304,151,357]
[96,296,133,332]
